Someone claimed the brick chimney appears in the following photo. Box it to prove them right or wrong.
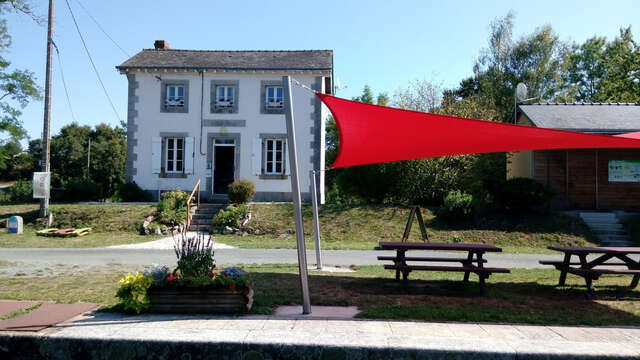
[154,40,169,50]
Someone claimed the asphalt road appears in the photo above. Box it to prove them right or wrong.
[0,248,562,269]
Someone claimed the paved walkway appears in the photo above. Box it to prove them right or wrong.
[2,311,639,359]
[107,232,235,250]
[0,248,563,269]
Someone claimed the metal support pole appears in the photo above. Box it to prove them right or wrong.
[283,75,311,314]
[40,0,54,218]
[310,170,323,270]
[86,138,91,180]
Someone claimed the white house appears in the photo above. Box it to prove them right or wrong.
[116,41,332,202]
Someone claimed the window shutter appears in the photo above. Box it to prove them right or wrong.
[252,137,262,175]
[151,136,162,174]
[184,137,195,174]
[285,139,291,175]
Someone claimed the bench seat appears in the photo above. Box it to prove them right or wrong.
[566,267,640,276]
[383,264,509,274]
[539,260,629,267]
[377,256,487,263]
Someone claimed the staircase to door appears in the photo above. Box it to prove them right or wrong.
[188,202,227,232]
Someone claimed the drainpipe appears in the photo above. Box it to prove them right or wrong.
[198,70,206,156]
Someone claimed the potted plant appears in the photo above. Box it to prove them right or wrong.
[115,230,253,314]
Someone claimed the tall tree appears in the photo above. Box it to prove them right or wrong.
[562,36,607,102]
[594,27,640,102]
[0,0,41,143]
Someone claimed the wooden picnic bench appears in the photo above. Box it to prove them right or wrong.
[378,242,510,295]
[541,246,640,298]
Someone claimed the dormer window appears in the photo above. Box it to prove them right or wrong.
[265,86,283,109]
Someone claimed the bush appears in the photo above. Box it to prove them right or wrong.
[157,189,189,225]
[113,182,151,202]
[437,190,475,223]
[212,204,249,228]
[63,180,100,202]
[115,272,154,314]
[495,178,554,214]
[9,180,34,203]
[227,179,255,204]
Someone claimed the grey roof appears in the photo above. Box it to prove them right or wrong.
[117,49,333,72]
[518,103,640,134]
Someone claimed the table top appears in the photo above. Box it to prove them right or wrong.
[379,242,503,252]
[548,246,640,255]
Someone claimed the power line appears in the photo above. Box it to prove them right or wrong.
[72,0,130,58]
[51,40,78,123]
[64,0,122,123]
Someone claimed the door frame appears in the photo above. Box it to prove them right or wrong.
[213,140,235,195]
[207,133,241,197]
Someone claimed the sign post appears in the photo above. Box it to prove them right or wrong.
[282,75,311,314]
[310,170,323,269]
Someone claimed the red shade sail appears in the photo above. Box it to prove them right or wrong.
[317,93,640,169]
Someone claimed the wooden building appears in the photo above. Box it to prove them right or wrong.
[507,103,640,210]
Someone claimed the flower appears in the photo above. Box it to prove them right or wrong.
[229,283,235,290]
[211,264,217,269]
[167,274,178,281]
[208,271,215,278]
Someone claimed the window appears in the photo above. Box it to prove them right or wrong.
[265,86,284,109]
[161,80,189,113]
[166,137,184,173]
[165,85,185,108]
[210,80,239,113]
[264,138,284,175]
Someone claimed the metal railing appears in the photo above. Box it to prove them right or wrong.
[185,179,201,230]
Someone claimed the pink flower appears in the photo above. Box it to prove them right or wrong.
[229,283,235,290]
[167,274,178,281]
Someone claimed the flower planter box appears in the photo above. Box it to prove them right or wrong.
[147,285,253,314]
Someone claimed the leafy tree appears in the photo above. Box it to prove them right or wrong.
[89,123,125,199]
[594,27,640,102]
[50,123,92,186]
[562,36,607,102]
[0,0,41,143]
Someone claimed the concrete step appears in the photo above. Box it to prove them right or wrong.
[580,212,617,219]
[190,220,212,226]
[601,235,631,242]
[188,224,210,232]
[584,223,623,229]
[192,214,214,220]
[601,242,633,247]
[195,209,223,216]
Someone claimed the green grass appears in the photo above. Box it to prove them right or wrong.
[0,204,162,248]
[218,204,598,253]
[2,264,640,326]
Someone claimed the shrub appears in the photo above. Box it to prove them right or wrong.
[173,230,215,279]
[63,180,100,202]
[437,190,475,223]
[113,182,151,202]
[212,204,249,228]
[115,272,154,314]
[143,264,169,286]
[157,189,189,225]
[221,267,247,281]
[495,178,554,214]
[227,179,255,204]
[9,180,34,203]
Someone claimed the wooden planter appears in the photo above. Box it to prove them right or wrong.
[147,285,253,314]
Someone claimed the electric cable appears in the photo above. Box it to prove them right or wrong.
[72,0,130,58]
[51,40,78,123]
[64,0,122,122]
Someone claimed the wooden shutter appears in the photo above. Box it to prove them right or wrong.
[284,139,291,175]
[151,136,162,174]
[184,137,195,174]
[251,137,262,175]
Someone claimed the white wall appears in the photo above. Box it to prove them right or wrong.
[129,70,328,201]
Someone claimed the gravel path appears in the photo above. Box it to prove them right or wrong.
[0,248,563,274]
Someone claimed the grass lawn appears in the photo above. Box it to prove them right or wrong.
[0,204,161,248]
[218,204,598,253]
[1,263,640,326]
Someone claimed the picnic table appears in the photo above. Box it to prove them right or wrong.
[541,246,640,298]
[378,242,510,295]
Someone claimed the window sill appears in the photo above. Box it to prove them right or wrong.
[262,108,284,115]
[162,107,188,113]
[211,106,237,114]
[260,174,288,180]
[160,172,188,179]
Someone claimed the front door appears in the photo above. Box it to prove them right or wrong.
[213,144,235,194]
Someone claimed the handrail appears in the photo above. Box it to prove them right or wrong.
[185,179,201,231]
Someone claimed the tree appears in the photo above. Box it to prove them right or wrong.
[89,123,126,199]
[562,36,607,102]
[50,123,92,186]
[594,27,640,102]
[0,0,41,143]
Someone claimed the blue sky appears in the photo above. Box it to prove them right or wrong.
[5,0,639,144]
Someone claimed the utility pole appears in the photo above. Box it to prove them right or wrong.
[40,0,54,218]
[86,138,91,180]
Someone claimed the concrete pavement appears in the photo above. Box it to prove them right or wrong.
[2,311,640,359]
